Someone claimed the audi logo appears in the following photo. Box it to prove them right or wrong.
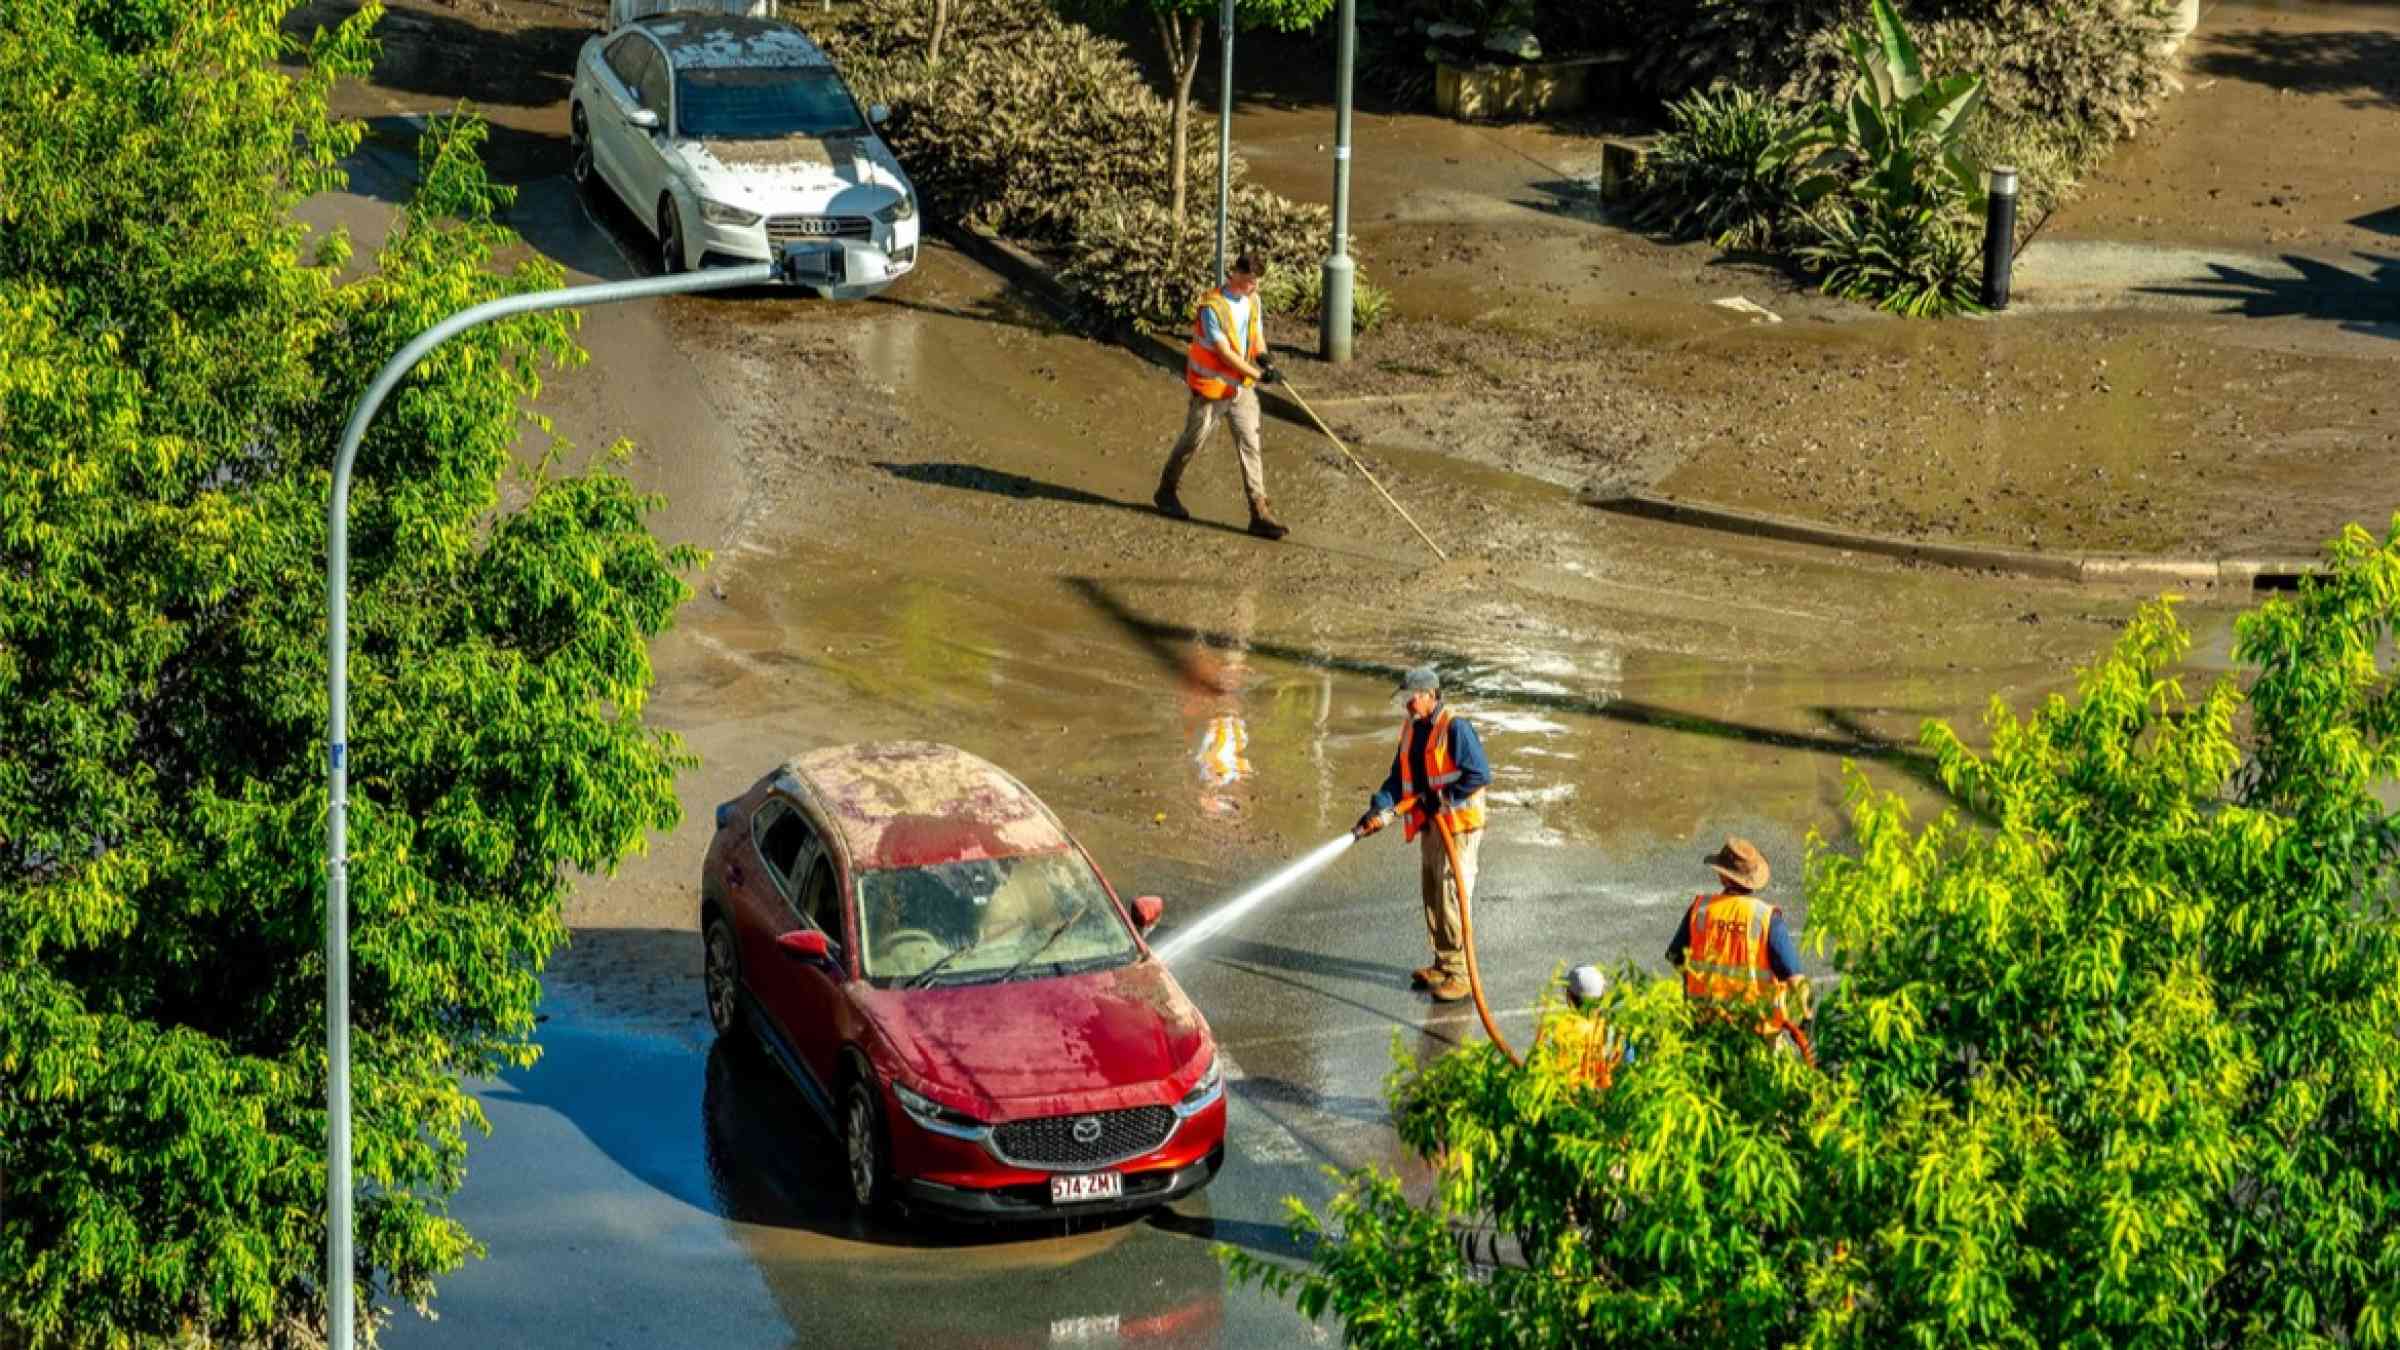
[1070,1116,1103,1145]
[786,218,839,236]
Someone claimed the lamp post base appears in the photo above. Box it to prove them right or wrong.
[1319,254,1355,364]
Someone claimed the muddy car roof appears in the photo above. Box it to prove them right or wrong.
[783,742,1073,871]
[634,14,831,70]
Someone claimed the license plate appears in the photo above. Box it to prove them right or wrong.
[1049,1171,1123,1205]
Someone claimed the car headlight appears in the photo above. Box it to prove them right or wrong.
[874,192,916,224]
[699,197,763,227]
[894,1081,988,1139]
[1173,1051,1223,1117]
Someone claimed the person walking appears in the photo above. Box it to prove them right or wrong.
[1353,666,1490,1003]
[1153,253,1288,541]
[1666,838,1814,1063]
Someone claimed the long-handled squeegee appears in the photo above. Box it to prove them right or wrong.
[1276,379,1449,562]
[1155,795,1521,1066]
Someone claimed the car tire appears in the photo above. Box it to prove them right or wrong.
[703,910,747,1044]
[658,197,687,275]
[843,1075,893,1215]
[570,105,595,190]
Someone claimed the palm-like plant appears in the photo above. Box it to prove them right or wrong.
[1780,0,1985,217]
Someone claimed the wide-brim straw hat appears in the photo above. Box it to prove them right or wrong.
[1704,837,1770,892]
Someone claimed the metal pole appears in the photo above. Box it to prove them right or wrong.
[1319,0,1356,362]
[1980,165,2018,310]
[1216,0,1235,283]
[323,259,777,1349]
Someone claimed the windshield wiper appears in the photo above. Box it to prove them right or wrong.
[905,936,985,990]
[993,903,1089,985]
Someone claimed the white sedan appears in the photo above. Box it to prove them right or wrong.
[569,7,920,297]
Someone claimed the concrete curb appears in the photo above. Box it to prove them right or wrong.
[1589,493,2320,589]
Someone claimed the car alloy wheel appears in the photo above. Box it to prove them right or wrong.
[658,198,687,275]
[570,105,594,188]
[844,1079,887,1212]
[703,915,742,1040]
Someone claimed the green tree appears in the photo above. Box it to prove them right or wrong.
[0,1,700,1342]
[1056,0,1333,248]
[1231,519,2400,1345]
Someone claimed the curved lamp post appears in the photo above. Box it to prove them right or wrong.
[324,253,808,1348]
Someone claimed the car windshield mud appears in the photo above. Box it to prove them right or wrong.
[676,67,866,139]
[856,851,1137,988]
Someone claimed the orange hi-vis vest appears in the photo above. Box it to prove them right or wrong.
[1184,287,1266,401]
[1681,891,1796,1039]
[1396,706,1486,842]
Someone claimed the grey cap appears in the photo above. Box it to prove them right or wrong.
[1394,665,1441,697]
[1566,965,1607,1008]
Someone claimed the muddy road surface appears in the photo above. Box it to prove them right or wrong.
[299,11,2285,1340]
[338,162,2254,1343]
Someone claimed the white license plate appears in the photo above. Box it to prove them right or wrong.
[1049,1171,1123,1205]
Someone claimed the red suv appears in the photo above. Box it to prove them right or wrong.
[699,741,1226,1219]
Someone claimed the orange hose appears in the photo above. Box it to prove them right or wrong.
[1437,810,1521,1066]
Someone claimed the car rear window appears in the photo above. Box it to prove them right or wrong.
[676,66,866,139]
[856,850,1137,987]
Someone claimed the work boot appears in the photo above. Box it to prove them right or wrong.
[1152,482,1190,520]
[1409,964,1441,989]
[1246,496,1289,541]
[1427,973,1472,1003]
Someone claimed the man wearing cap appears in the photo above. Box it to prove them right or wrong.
[1352,667,1491,1003]
[1667,838,1813,1062]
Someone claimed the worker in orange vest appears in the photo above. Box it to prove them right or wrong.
[1667,838,1815,1064]
[1152,253,1289,541]
[1353,666,1490,1003]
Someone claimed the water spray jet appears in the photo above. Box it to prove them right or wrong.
[1155,797,1520,1066]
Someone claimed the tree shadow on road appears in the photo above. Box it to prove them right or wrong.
[2137,252,2400,339]
[2191,27,2400,110]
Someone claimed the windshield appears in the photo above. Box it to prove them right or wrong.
[676,67,866,139]
[856,851,1138,987]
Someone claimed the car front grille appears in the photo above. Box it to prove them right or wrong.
[765,214,873,244]
[991,1106,1177,1169]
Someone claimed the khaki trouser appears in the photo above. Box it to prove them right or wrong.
[1419,824,1481,980]
[1161,387,1267,503]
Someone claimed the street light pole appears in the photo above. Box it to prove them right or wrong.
[322,258,782,1350]
[1216,0,1236,283]
[1319,0,1356,361]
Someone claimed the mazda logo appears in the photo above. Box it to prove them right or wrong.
[1070,1116,1103,1145]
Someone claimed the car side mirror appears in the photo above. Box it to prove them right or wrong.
[777,929,833,965]
[629,107,661,131]
[1132,896,1164,933]
[868,103,890,125]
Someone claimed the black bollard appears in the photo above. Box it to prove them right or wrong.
[1980,166,2018,310]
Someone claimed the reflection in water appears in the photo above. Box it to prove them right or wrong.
[1182,590,1258,818]
[699,1042,1232,1345]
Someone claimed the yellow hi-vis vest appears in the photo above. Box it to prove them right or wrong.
[1184,288,1265,400]
[1540,1009,1625,1092]
[1680,891,1796,1038]
[1396,706,1486,842]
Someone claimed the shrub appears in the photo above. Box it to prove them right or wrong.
[1232,518,2400,1345]
[1634,86,1811,250]
[818,0,1353,331]
[1257,259,1393,332]
[1799,196,1983,315]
